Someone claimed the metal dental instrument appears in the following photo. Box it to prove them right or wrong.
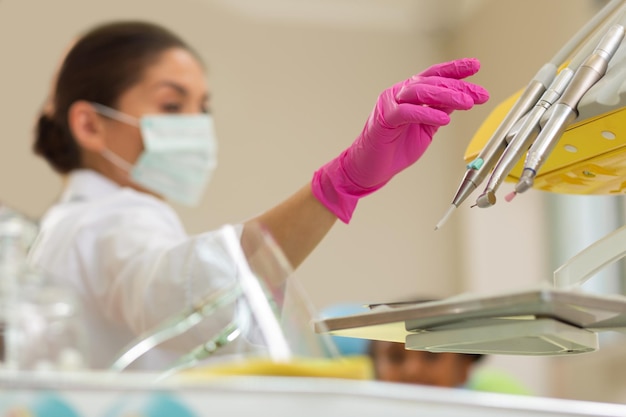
[474,68,576,208]
[482,2,626,205]
[554,0,626,71]
[436,0,626,229]
[434,68,552,230]
[514,24,625,195]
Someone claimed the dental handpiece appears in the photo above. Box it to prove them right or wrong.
[515,24,625,195]
[434,65,554,230]
[436,1,626,230]
[475,68,576,208]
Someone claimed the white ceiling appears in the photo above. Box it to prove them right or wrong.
[207,0,488,34]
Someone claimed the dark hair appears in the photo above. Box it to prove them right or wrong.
[367,297,485,363]
[34,21,199,173]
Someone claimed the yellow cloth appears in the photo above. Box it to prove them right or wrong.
[180,355,374,381]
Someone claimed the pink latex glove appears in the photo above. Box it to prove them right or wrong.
[312,58,489,223]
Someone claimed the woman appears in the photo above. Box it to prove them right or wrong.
[28,21,489,370]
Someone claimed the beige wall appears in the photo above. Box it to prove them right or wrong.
[2,0,624,404]
[0,0,460,308]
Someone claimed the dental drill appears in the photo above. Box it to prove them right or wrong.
[514,24,625,195]
[474,69,576,207]
[436,0,626,229]
[434,67,553,229]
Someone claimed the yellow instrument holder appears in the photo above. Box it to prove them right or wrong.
[465,90,626,196]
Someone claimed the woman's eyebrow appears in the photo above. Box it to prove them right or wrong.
[153,80,189,96]
[153,81,210,103]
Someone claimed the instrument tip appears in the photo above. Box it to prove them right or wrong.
[515,170,535,194]
[505,191,517,202]
[435,205,456,231]
[475,191,496,208]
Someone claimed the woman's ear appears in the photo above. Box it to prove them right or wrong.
[68,100,107,152]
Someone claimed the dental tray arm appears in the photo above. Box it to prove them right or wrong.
[553,223,626,289]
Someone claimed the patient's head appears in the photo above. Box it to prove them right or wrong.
[322,299,484,388]
[369,340,484,388]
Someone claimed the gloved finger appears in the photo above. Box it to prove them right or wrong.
[417,76,489,104]
[399,76,489,105]
[395,83,475,110]
[385,103,450,128]
[428,104,466,117]
[415,58,481,80]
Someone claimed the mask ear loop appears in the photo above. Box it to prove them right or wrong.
[90,102,141,173]
[101,148,135,173]
[90,102,140,127]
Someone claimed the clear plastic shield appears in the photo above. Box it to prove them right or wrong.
[109,222,367,380]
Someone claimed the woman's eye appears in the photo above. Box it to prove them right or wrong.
[423,352,441,363]
[388,353,404,364]
[161,103,182,113]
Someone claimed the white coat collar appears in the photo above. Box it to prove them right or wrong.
[60,169,122,203]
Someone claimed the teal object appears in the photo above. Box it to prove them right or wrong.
[26,393,80,417]
[466,158,484,170]
[320,303,371,356]
[104,394,197,417]
[142,394,197,417]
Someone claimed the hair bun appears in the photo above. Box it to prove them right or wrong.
[33,113,80,174]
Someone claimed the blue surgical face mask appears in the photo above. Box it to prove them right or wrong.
[92,103,218,206]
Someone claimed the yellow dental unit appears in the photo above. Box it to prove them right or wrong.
[435,0,626,228]
[466,73,626,196]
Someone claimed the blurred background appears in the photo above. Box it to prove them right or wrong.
[3,0,626,403]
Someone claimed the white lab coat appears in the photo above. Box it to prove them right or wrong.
[28,169,242,370]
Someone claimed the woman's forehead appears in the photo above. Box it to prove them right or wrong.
[138,48,208,95]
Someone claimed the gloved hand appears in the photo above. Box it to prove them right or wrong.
[312,58,489,223]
